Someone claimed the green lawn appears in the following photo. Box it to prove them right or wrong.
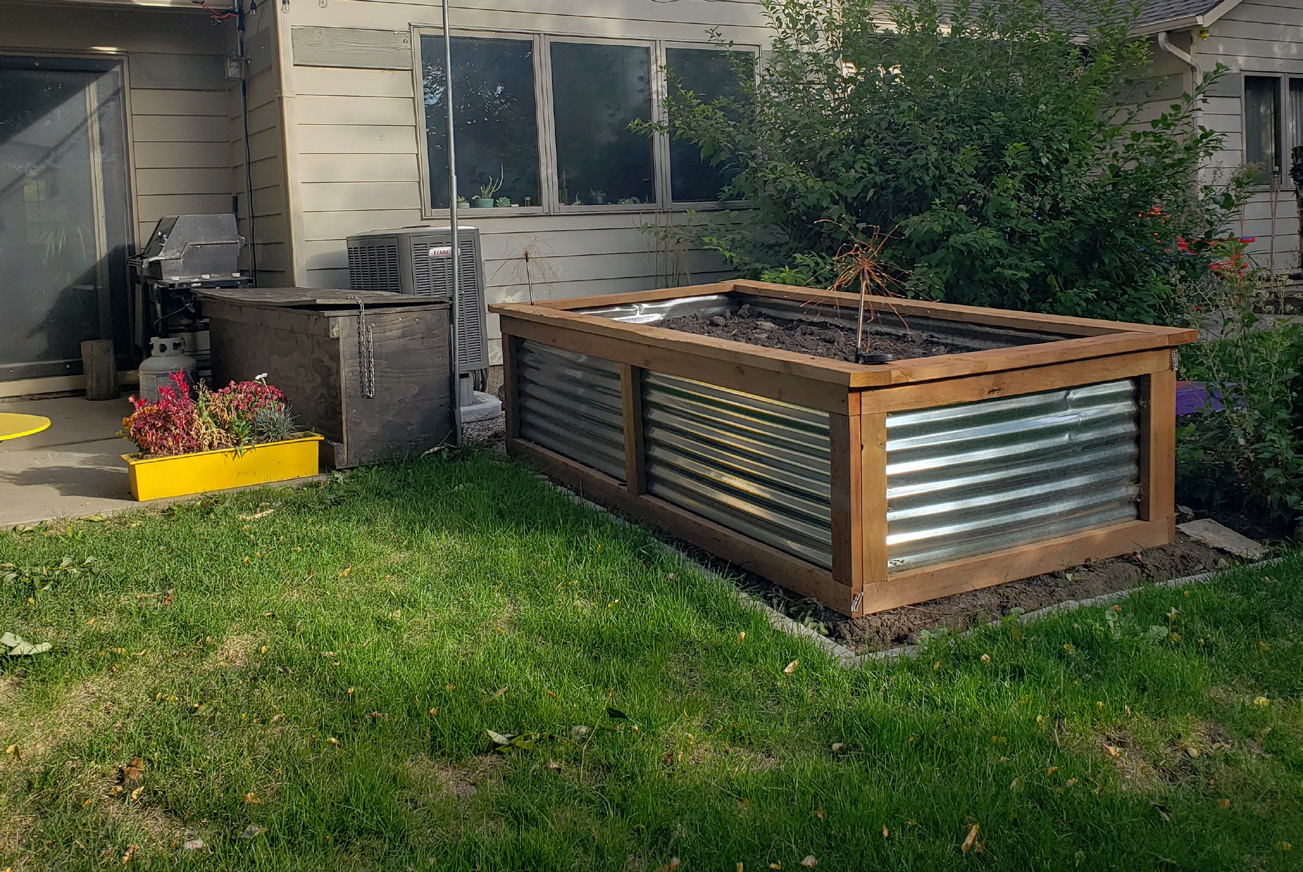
[1,450,1300,871]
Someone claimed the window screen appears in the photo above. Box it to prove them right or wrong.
[1244,75,1281,182]
[666,48,753,202]
[422,35,540,208]
[550,42,655,206]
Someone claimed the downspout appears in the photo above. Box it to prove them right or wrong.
[1156,32,1197,72]
[236,0,258,282]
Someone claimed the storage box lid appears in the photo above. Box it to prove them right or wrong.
[195,287,449,311]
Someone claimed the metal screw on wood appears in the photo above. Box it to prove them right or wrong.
[351,296,376,399]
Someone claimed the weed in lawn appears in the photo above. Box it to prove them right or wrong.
[0,452,1300,870]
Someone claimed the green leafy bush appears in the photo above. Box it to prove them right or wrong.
[1170,245,1303,537]
[663,0,1244,322]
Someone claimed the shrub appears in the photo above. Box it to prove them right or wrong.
[1170,243,1303,537]
[124,373,298,457]
[661,0,1246,322]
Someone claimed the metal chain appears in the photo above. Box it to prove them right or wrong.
[350,295,376,399]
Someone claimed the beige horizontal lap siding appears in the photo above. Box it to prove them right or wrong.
[232,7,292,285]
[280,0,765,362]
[1196,0,1303,264]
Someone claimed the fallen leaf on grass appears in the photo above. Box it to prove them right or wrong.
[606,707,628,720]
[244,793,261,804]
[239,825,265,840]
[830,743,845,752]
[122,844,138,864]
[1103,744,1120,758]
[120,757,145,788]
[326,737,340,747]
[961,824,980,854]
[801,857,817,868]
[237,508,275,521]
[487,730,512,746]
[130,786,145,802]
[1218,799,1231,809]
[182,839,205,851]
[814,805,825,820]
[783,660,799,674]
[4,744,19,762]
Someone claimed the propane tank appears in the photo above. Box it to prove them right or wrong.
[137,336,198,402]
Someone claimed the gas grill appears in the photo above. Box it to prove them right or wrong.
[129,214,252,365]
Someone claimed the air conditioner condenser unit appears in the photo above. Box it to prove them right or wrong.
[345,225,490,377]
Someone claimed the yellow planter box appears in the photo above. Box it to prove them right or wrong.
[123,435,324,501]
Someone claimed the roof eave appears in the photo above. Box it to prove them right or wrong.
[1127,0,1244,38]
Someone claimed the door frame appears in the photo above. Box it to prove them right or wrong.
[0,53,134,384]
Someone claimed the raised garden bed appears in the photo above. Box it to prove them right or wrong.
[490,280,1196,616]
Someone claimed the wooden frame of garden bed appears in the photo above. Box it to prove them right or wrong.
[491,279,1196,617]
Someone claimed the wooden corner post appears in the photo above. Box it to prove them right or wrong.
[620,363,647,494]
[1138,364,1177,536]
[501,333,521,442]
[859,410,889,616]
[829,395,866,615]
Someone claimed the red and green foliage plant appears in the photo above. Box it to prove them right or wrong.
[123,372,298,457]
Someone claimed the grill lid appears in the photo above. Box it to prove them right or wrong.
[130,214,245,283]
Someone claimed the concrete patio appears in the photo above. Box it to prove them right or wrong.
[0,395,137,527]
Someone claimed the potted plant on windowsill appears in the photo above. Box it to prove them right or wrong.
[471,173,502,208]
[120,372,323,501]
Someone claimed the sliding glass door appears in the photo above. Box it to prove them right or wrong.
[0,57,130,382]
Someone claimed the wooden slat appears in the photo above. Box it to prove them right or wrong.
[497,283,1196,391]
[534,281,733,310]
[620,364,647,494]
[291,25,413,70]
[510,437,853,611]
[493,303,878,388]
[858,519,1173,615]
[829,404,864,597]
[856,349,1172,414]
[731,280,1195,343]
[1138,368,1177,535]
[860,411,889,602]
[499,315,853,415]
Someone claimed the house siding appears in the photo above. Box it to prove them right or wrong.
[1196,0,1303,269]
[271,0,769,363]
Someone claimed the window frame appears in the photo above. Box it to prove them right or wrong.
[1239,71,1303,188]
[411,26,758,219]
[661,41,757,210]
[411,28,550,218]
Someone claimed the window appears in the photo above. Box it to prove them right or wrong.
[416,32,756,215]
[666,47,754,203]
[1243,73,1303,185]
[1245,75,1282,182]
[552,42,655,206]
[420,35,540,208]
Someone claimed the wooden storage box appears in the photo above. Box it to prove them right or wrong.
[491,280,1196,616]
[200,288,454,468]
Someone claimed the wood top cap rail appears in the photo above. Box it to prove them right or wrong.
[490,280,1197,389]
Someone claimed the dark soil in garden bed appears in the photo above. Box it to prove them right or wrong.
[716,531,1232,654]
[660,304,960,362]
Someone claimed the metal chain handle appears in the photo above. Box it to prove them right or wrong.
[350,295,376,399]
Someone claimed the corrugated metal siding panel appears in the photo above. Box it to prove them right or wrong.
[885,380,1141,572]
[642,372,833,569]
[516,342,625,481]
